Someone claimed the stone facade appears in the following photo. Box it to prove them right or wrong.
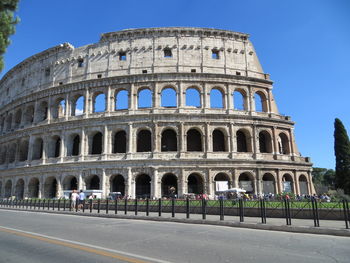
[0,27,314,199]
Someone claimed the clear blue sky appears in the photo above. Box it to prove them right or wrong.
[2,0,349,169]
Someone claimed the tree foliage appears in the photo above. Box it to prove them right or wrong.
[334,118,350,194]
[312,167,335,192]
[0,0,19,72]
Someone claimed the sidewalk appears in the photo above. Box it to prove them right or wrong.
[1,206,349,237]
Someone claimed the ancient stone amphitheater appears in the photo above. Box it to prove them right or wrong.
[0,27,314,199]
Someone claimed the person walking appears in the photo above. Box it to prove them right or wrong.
[78,190,85,211]
[71,190,79,210]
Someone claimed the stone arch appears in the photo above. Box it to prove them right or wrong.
[233,89,248,110]
[5,113,12,131]
[278,133,290,154]
[135,174,151,198]
[8,142,17,163]
[14,108,22,128]
[254,91,268,112]
[262,173,276,194]
[62,175,78,190]
[299,174,309,195]
[32,137,44,160]
[214,173,230,191]
[187,173,204,194]
[71,95,84,116]
[259,130,273,153]
[67,134,80,156]
[36,101,48,122]
[52,98,66,119]
[48,135,61,158]
[282,173,294,193]
[28,177,40,198]
[43,176,57,198]
[93,92,106,113]
[161,173,178,197]
[186,86,201,107]
[236,129,251,152]
[90,132,103,155]
[161,128,177,152]
[5,179,12,198]
[113,130,127,153]
[85,175,100,190]
[210,87,224,108]
[187,128,202,151]
[19,139,29,161]
[15,179,25,199]
[110,174,125,195]
[238,173,254,193]
[23,105,34,125]
[212,129,226,152]
[115,89,129,110]
[138,88,152,108]
[161,87,177,108]
[137,129,152,152]
[0,145,7,164]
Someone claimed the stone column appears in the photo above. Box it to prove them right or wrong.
[272,126,279,154]
[38,176,43,198]
[248,86,255,112]
[84,88,90,117]
[101,169,107,198]
[153,83,160,109]
[127,123,133,156]
[47,96,52,123]
[81,128,86,160]
[78,172,84,191]
[294,172,300,195]
[288,128,295,156]
[56,177,62,198]
[227,85,233,110]
[106,86,112,113]
[153,123,160,153]
[152,168,160,199]
[203,84,209,109]
[178,81,184,108]
[256,169,262,195]
[126,168,134,198]
[42,136,48,164]
[276,169,282,194]
[205,122,210,153]
[179,122,185,154]
[252,125,257,157]
[60,131,66,162]
[129,84,136,111]
[103,125,109,158]
[65,93,70,120]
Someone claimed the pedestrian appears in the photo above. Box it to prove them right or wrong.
[78,190,85,211]
[71,190,79,210]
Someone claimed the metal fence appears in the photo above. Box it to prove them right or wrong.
[0,198,349,229]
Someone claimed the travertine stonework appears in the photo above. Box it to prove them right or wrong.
[0,27,314,199]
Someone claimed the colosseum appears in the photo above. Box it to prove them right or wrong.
[0,27,314,199]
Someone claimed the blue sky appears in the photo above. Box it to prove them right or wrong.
[1,0,350,169]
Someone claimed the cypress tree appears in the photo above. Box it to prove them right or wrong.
[0,0,20,72]
[334,118,350,194]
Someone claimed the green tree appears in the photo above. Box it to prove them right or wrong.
[0,0,20,72]
[312,167,336,194]
[334,118,350,194]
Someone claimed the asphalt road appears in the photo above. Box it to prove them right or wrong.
[0,210,349,263]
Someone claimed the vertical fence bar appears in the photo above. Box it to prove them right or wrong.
[345,200,350,225]
[171,198,175,218]
[106,199,109,214]
[343,200,349,229]
[52,200,55,210]
[33,200,36,210]
[69,200,72,211]
[146,198,149,216]
[135,199,138,216]
[314,199,320,227]
[158,198,162,217]
[114,199,118,214]
[97,199,100,213]
[124,198,128,215]
[186,198,190,219]
[30,199,32,210]
[202,198,207,220]
[287,199,291,225]
[89,199,92,213]
[58,199,60,211]
[63,199,66,211]
[219,199,224,221]
[42,200,45,210]
[47,199,50,210]
[82,200,85,213]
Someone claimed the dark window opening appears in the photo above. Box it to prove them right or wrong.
[142,70,148,74]
[28,178,39,198]
[137,130,152,152]
[188,174,203,194]
[213,130,226,152]
[97,74,102,79]
[111,175,125,196]
[259,132,272,153]
[135,174,151,198]
[212,49,220,59]
[237,131,248,152]
[187,129,202,151]
[86,175,100,190]
[72,135,80,156]
[161,129,177,152]
[113,131,127,153]
[164,48,172,57]
[236,71,241,76]
[91,132,103,155]
[59,82,63,85]
[119,52,126,61]
[54,138,61,158]
[78,58,84,67]
[45,68,50,77]
[191,69,196,73]
[161,174,177,198]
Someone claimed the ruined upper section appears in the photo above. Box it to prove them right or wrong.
[0,27,269,107]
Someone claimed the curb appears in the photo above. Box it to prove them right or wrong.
[1,207,350,237]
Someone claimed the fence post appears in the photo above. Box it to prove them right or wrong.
[186,197,190,219]
[33,199,36,210]
[219,198,224,221]
[63,199,66,211]
[135,199,138,216]
[124,198,128,215]
[171,198,175,218]
[42,199,45,210]
[82,200,85,213]
[343,200,349,229]
[89,199,93,213]
[97,199,100,213]
[30,199,32,210]
[346,200,350,225]
[114,199,118,214]
[52,199,55,210]
[106,199,109,214]
[69,199,72,211]
[146,198,149,216]
[287,199,291,225]
[158,198,162,217]
[58,199,60,211]
[202,198,206,220]
[311,199,320,227]
[239,199,244,222]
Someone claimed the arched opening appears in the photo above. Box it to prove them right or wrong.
[138,89,152,108]
[85,175,100,190]
[278,133,290,154]
[282,174,294,193]
[110,175,125,195]
[254,91,267,112]
[186,88,201,108]
[8,143,16,163]
[236,130,249,152]
[161,88,177,108]
[187,129,202,151]
[36,101,48,122]
[54,137,61,158]
[113,130,127,153]
[0,146,7,164]
[28,178,39,198]
[52,99,66,119]
[137,130,152,152]
[233,90,246,110]
[115,90,128,110]
[23,105,34,125]
[14,109,22,128]
[187,173,204,194]
[135,174,151,198]
[161,173,178,197]
[238,173,254,194]
[63,176,78,190]
[32,138,43,160]
[72,95,84,116]
[259,131,272,153]
[72,135,80,156]
[161,129,177,152]
[15,179,24,199]
[91,132,103,155]
[93,93,106,113]
[19,140,29,161]
[299,175,309,195]
[43,177,57,198]
[262,173,275,194]
[210,88,224,108]
[214,173,230,192]
[212,129,226,152]
[5,180,12,198]
[5,114,12,131]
